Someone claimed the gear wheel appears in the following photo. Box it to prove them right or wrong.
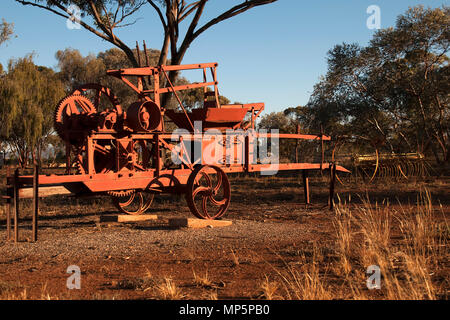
[72,83,123,116]
[72,148,134,197]
[54,94,96,144]
[74,157,86,175]
[107,189,137,198]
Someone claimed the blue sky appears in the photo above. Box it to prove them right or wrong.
[0,0,447,114]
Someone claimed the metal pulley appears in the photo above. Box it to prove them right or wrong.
[126,100,162,132]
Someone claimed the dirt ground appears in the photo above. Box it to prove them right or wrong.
[0,171,448,300]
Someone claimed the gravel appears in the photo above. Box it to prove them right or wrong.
[0,217,312,262]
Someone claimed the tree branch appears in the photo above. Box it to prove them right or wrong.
[147,0,168,29]
[15,0,111,43]
[193,0,277,40]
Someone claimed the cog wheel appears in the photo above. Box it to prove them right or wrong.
[107,189,136,198]
[54,94,96,145]
[111,191,155,215]
[72,83,122,116]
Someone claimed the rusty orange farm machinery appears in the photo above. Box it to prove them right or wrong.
[3,58,349,242]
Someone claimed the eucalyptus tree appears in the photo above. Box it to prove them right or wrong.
[0,55,65,167]
[307,6,449,162]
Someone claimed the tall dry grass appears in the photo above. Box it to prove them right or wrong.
[266,245,333,300]
[266,188,447,300]
[333,189,446,299]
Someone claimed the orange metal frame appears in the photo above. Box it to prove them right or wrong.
[4,61,349,241]
[8,62,348,192]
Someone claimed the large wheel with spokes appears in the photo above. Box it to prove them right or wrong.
[112,191,155,215]
[185,165,231,220]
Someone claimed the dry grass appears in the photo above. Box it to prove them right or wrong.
[0,281,56,300]
[229,248,240,267]
[201,290,218,300]
[262,188,448,300]
[155,277,185,300]
[0,288,29,300]
[0,168,447,300]
[274,253,333,300]
[332,188,446,299]
[192,269,213,288]
[259,275,282,300]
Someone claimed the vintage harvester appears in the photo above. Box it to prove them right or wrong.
[4,57,349,241]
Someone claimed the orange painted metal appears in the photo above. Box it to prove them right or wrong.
[6,59,348,220]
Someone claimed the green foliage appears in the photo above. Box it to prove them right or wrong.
[258,111,296,133]
[306,6,450,163]
[257,111,299,162]
[56,48,105,90]
[0,55,65,166]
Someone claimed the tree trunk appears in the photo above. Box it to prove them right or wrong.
[158,33,170,66]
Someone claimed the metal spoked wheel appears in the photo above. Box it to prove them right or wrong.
[112,191,155,215]
[185,165,231,220]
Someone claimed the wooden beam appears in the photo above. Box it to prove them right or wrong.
[13,168,19,243]
[99,215,158,223]
[32,165,39,242]
[6,167,11,241]
[169,218,232,229]
[329,163,337,210]
[19,186,72,199]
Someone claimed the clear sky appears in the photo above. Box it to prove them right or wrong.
[0,0,447,114]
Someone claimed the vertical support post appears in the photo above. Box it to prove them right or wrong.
[135,41,142,67]
[250,107,255,130]
[329,163,336,210]
[320,125,324,172]
[143,40,150,67]
[302,170,310,206]
[65,142,71,174]
[13,168,19,243]
[6,194,11,241]
[87,138,95,176]
[143,40,152,87]
[136,41,143,91]
[295,124,300,163]
[6,166,11,241]
[32,164,39,242]
[245,135,250,173]
[202,68,208,96]
[211,67,220,108]
[154,134,160,177]
[154,69,160,106]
